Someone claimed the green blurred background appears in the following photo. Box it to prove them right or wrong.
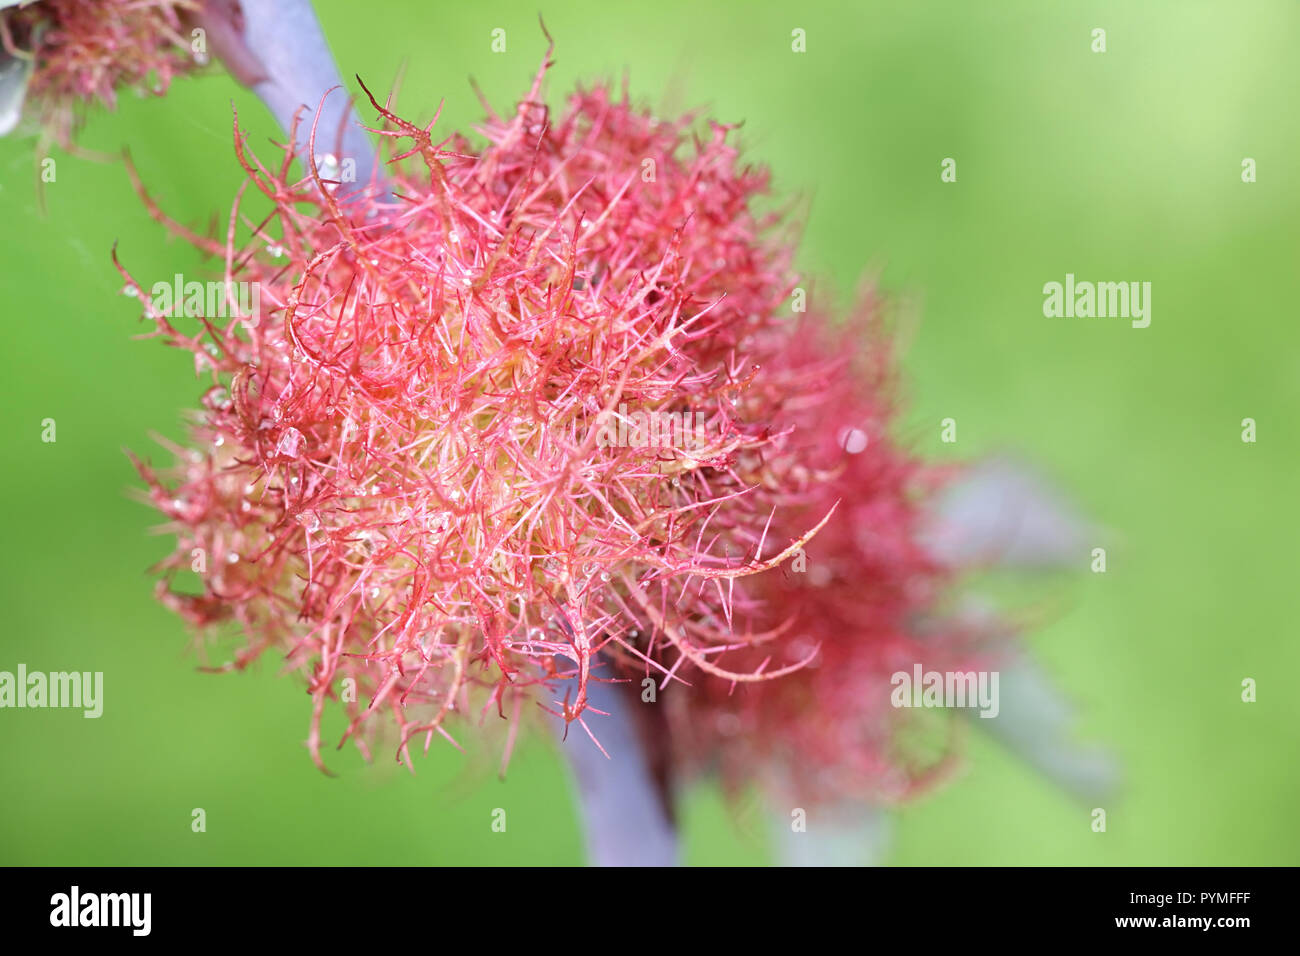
[1,0,1296,865]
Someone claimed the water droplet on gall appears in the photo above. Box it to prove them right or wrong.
[838,426,869,455]
[274,427,304,459]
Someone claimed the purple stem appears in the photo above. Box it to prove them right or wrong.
[552,660,679,866]
[198,0,384,202]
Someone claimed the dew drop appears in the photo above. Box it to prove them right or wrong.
[226,552,239,564]
[599,571,611,583]
[274,427,304,459]
[267,244,285,258]
[296,511,321,533]
[122,286,138,298]
[838,426,869,455]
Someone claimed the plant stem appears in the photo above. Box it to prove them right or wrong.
[552,665,679,867]
[196,0,382,199]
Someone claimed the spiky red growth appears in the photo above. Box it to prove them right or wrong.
[119,59,991,798]
[662,314,1007,802]
[2,0,196,144]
